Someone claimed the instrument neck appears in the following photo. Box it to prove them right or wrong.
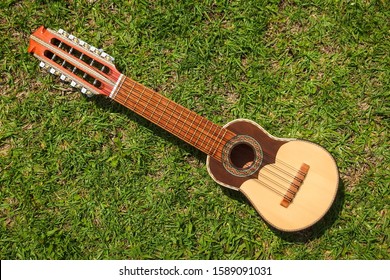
[111,75,235,161]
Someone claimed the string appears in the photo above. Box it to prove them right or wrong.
[43,30,303,199]
[114,77,305,186]
[262,165,300,185]
[247,173,298,199]
[115,78,307,200]
[118,78,226,144]
[117,77,304,182]
[276,158,305,175]
[253,178,287,198]
[264,158,305,180]
[115,78,232,159]
[116,79,229,158]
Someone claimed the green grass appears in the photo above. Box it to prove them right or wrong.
[0,0,389,259]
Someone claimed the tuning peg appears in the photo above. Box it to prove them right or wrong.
[39,61,49,70]
[78,39,86,47]
[81,87,93,97]
[100,51,115,62]
[49,67,58,75]
[57,28,69,37]
[97,48,105,56]
[68,34,81,44]
[89,45,100,55]
[60,74,69,81]
[56,28,115,62]
[39,61,51,72]
[89,45,115,61]
[69,81,92,96]
[70,80,80,90]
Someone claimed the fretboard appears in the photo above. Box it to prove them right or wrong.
[111,76,235,161]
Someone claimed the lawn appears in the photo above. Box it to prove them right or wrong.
[0,0,388,259]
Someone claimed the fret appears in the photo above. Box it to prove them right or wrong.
[213,129,227,157]
[150,94,163,120]
[140,90,154,115]
[113,77,236,159]
[202,121,218,154]
[191,117,206,146]
[156,97,171,124]
[160,101,176,125]
[29,27,238,162]
[183,113,197,140]
[208,127,224,157]
[124,80,136,105]
[132,86,146,112]
[172,108,190,134]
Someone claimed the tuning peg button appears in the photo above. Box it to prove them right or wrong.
[88,45,101,55]
[58,29,69,37]
[39,61,46,68]
[68,34,79,43]
[80,87,94,97]
[100,52,114,62]
[49,68,57,75]
[56,28,114,61]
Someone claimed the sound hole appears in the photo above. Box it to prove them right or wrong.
[229,143,255,169]
[222,134,262,177]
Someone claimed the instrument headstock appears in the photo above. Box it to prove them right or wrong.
[28,26,122,97]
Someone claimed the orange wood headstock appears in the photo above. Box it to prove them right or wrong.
[28,26,122,97]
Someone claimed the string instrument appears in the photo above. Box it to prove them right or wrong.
[28,26,339,232]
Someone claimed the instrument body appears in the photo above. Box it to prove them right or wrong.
[207,119,339,231]
[28,26,339,232]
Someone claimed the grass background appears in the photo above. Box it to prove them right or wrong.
[0,0,388,259]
